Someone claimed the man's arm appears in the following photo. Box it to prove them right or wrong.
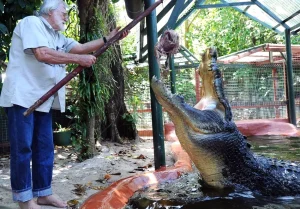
[32,47,96,67]
[33,27,128,67]
[69,38,105,54]
[69,26,129,54]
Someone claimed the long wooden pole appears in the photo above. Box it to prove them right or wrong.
[24,0,163,116]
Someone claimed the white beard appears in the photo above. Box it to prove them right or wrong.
[53,15,66,31]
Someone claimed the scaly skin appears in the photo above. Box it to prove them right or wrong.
[151,48,300,196]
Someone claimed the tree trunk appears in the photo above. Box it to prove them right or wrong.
[101,0,140,143]
[77,0,139,158]
[103,45,140,143]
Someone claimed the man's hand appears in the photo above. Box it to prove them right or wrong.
[77,54,96,67]
[107,26,130,41]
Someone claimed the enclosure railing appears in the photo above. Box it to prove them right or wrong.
[125,62,300,137]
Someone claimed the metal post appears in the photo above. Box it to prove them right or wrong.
[285,29,296,125]
[145,0,166,169]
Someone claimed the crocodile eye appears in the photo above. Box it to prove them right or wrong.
[246,142,251,148]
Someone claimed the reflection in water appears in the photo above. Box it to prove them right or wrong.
[180,196,300,209]
[128,196,300,209]
[126,136,300,209]
[127,189,300,209]
[248,135,300,162]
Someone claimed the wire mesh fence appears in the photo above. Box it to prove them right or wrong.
[219,63,288,120]
[125,61,300,137]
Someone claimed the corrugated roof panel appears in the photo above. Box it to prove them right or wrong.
[223,0,282,32]
[260,0,300,20]
[287,15,300,28]
[246,5,281,27]
[276,25,287,33]
[222,0,300,34]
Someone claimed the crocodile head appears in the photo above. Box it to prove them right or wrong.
[151,76,249,190]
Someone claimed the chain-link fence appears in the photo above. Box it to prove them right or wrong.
[219,63,288,120]
[125,61,300,137]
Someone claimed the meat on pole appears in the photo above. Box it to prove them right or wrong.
[23,0,163,116]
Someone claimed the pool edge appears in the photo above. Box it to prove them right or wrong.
[80,141,192,209]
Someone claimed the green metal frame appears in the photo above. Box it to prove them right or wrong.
[285,29,296,125]
[140,0,299,168]
[144,0,166,169]
[195,1,255,8]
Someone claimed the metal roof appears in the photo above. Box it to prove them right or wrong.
[218,43,300,64]
[137,0,300,63]
[195,0,300,35]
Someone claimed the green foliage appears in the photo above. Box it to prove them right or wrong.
[111,1,136,56]
[175,70,196,105]
[291,35,300,45]
[53,122,71,132]
[79,8,116,118]
[122,112,137,124]
[0,0,41,61]
[120,33,136,56]
[183,6,284,57]
[64,3,79,40]
[124,95,142,124]
[124,66,150,107]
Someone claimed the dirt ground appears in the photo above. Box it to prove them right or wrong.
[0,138,175,209]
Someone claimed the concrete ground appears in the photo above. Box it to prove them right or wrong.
[0,138,175,209]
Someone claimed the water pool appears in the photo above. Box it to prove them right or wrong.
[248,135,300,161]
[126,135,300,209]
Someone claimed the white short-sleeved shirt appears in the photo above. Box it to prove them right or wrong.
[0,16,78,112]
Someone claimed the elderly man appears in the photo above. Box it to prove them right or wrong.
[0,0,128,208]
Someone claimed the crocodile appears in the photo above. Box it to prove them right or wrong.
[151,47,300,196]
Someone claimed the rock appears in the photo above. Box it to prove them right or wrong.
[101,146,110,153]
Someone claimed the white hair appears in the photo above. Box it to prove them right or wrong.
[38,0,67,16]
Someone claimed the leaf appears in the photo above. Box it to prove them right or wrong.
[135,154,146,159]
[67,199,79,207]
[72,184,86,196]
[0,23,8,34]
[104,174,111,180]
[0,0,4,13]
[18,0,26,8]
